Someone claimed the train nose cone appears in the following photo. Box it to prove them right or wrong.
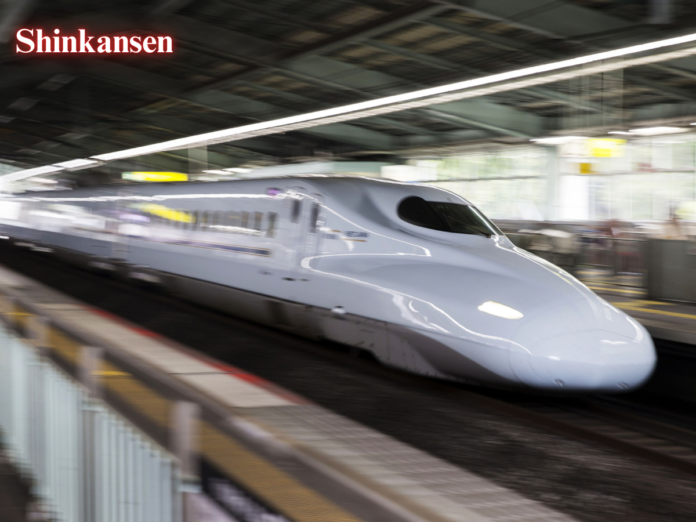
[509,329,656,392]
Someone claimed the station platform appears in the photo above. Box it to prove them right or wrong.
[578,269,696,346]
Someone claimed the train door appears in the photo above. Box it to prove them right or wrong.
[276,187,324,336]
[89,200,111,259]
[292,188,324,271]
[111,189,131,261]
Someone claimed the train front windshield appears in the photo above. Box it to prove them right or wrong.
[398,196,502,238]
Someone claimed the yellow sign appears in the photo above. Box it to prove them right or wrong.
[588,139,625,158]
[579,162,593,174]
[122,172,188,182]
[136,203,194,223]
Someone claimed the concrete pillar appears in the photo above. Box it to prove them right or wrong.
[544,146,560,221]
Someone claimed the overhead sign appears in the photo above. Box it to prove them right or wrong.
[122,172,188,182]
[587,138,626,158]
[559,138,626,158]
[16,29,174,54]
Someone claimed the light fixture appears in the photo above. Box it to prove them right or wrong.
[478,301,524,320]
[608,131,633,135]
[627,126,687,136]
[224,167,252,173]
[53,158,99,170]
[530,136,585,145]
[202,170,230,175]
[9,29,696,180]
[2,165,64,182]
[31,178,59,184]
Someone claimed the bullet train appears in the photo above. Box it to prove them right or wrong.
[0,175,656,392]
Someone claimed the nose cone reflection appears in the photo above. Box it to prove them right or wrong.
[509,328,656,392]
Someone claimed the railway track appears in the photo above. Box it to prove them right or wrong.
[501,394,696,476]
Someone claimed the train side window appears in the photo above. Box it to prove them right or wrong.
[192,211,199,229]
[241,211,249,229]
[267,212,277,237]
[291,199,301,223]
[309,203,320,234]
[202,211,210,230]
[226,211,238,229]
[212,211,221,228]
[254,211,263,232]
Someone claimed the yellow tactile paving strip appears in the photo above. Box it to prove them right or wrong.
[611,299,696,321]
[581,278,696,328]
[201,423,363,522]
[0,291,365,522]
[586,283,646,296]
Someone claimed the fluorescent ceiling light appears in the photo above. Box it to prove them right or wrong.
[608,131,633,135]
[202,169,231,175]
[530,136,585,145]
[9,30,696,180]
[2,165,64,182]
[31,178,59,184]
[628,126,686,136]
[224,167,252,173]
[478,301,524,320]
[54,158,99,170]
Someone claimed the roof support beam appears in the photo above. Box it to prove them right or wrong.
[199,0,605,115]
[151,15,542,138]
[432,0,632,40]
[362,40,606,113]
[186,1,449,93]
[426,16,696,104]
[80,62,397,149]
[430,2,696,95]
[0,0,39,43]
[261,56,539,137]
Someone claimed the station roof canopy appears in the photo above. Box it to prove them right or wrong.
[3,0,696,177]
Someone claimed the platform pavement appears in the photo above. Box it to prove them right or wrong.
[0,264,578,522]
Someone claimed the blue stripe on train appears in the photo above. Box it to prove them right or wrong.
[128,235,272,256]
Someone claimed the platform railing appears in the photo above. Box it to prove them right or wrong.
[0,270,371,522]
[507,232,648,288]
[0,309,181,522]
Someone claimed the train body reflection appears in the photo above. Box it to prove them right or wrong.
[0,176,656,392]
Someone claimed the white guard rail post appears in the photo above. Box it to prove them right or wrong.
[0,300,182,522]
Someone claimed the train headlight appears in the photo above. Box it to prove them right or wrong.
[478,301,523,320]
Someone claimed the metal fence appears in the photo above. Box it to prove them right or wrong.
[0,318,181,522]
[576,237,648,287]
[507,232,648,288]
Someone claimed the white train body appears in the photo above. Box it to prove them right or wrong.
[0,176,656,392]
